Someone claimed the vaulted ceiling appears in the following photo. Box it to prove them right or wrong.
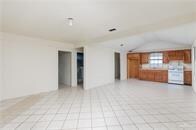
[1,0,196,45]
[101,22,196,52]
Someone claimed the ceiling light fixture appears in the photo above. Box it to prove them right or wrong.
[67,18,73,26]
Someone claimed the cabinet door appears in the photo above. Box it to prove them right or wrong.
[128,59,139,78]
[175,50,184,60]
[128,53,140,59]
[163,52,169,63]
[154,71,162,82]
[147,71,154,81]
[140,70,148,80]
[162,71,168,83]
[184,71,192,85]
[168,51,176,60]
[168,50,184,61]
[141,53,149,64]
[184,50,191,63]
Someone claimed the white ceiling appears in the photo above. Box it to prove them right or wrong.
[1,0,196,44]
[101,23,196,52]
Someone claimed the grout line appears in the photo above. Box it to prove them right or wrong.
[0,94,44,128]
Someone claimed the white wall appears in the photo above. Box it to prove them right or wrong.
[71,50,77,87]
[0,0,3,101]
[192,41,196,93]
[58,52,71,86]
[0,0,2,31]
[0,33,3,101]
[1,32,74,100]
[120,52,127,80]
[84,44,115,89]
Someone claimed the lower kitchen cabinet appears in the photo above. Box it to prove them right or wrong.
[139,70,147,80]
[139,69,168,83]
[162,71,168,83]
[139,69,192,85]
[184,71,192,85]
[147,71,155,81]
[154,71,163,82]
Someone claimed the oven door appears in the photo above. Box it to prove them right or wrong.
[168,71,184,84]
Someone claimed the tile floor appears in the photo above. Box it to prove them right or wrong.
[0,97,25,111]
[1,79,196,130]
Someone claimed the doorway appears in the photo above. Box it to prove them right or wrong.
[77,52,84,87]
[58,51,71,89]
[115,53,120,80]
[128,59,139,78]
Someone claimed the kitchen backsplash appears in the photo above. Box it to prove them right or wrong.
[142,63,192,70]
[183,63,192,70]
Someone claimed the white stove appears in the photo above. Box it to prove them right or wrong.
[168,62,184,84]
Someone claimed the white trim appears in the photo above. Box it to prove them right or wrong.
[192,40,196,93]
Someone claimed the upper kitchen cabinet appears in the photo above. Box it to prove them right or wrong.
[168,50,184,61]
[184,49,191,63]
[127,53,140,60]
[140,53,149,64]
[163,51,169,63]
[168,51,176,60]
[175,50,184,60]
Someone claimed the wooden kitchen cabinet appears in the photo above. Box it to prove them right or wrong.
[166,50,193,62]
[162,71,168,83]
[154,71,163,82]
[168,50,184,61]
[127,53,140,60]
[127,53,140,79]
[139,69,168,83]
[154,70,168,83]
[163,51,169,63]
[168,51,176,60]
[175,50,184,60]
[140,53,149,64]
[184,71,192,85]
[139,70,147,80]
[147,71,154,81]
[184,49,191,63]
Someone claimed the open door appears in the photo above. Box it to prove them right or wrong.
[115,52,120,80]
[58,51,71,89]
[77,52,83,86]
[76,47,84,87]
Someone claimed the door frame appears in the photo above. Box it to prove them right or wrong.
[58,51,72,88]
[114,52,120,80]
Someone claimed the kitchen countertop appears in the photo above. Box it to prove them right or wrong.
[184,69,192,71]
[140,68,168,71]
[140,68,192,71]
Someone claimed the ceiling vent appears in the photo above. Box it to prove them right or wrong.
[108,28,116,32]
